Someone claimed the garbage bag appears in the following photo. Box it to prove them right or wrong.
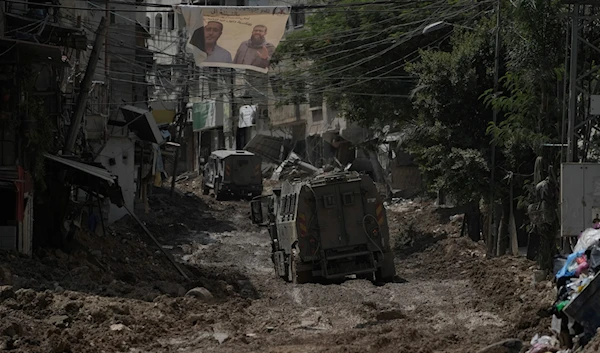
[573,228,600,253]
[528,334,560,353]
[553,255,567,277]
[556,251,586,280]
[588,244,600,271]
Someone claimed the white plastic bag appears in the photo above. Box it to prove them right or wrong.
[574,228,600,253]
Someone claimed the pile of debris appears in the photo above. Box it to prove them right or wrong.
[269,152,379,183]
[270,152,323,181]
[524,227,600,353]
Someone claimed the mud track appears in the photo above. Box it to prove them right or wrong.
[0,179,555,352]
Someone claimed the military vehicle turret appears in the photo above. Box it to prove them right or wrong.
[250,171,396,283]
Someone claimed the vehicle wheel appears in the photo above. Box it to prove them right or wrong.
[214,182,224,200]
[371,251,396,284]
[374,265,395,284]
[290,246,312,284]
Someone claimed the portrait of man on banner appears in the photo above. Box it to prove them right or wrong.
[189,20,232,63]
[176,5,291,74]
[233,25,275,69]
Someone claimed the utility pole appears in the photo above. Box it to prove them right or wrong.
[64,17,107,155]
[566,3,580,163]
[170,51,190,197]
[105,0,110,109]
[169,111,186,198]
[223,69,236,150]
[231,69,236,150]
[487,0,501,257]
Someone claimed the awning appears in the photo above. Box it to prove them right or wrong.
[119,105,165,145]
[44,153,124,206]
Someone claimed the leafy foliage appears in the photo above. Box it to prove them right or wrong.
[484,0,566,170]
[402,21,496,203]
[481,0,566,266]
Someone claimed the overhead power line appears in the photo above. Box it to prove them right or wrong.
[3,0,443,13]
[46,0,494,106]
[72,0,425,9]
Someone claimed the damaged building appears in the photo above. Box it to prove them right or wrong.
[0,0,170,254]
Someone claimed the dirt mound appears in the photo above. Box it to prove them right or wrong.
[386,198,552,340]
[0,183,263,352]
[0,285,254,353]
[387,199,465,256]
[403,236,554,342]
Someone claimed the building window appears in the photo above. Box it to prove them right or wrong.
[323,194,335,209]
[145,16,150,30]
[309,91,322,109]
[311,109,323,122]
[155,13,163,32]
[110,7,115,24]
[291,9,305,28]
[168,12,175,31]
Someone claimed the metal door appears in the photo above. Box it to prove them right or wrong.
[315,181,365,249]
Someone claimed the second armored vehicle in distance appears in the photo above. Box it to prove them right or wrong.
[202,150,263,200]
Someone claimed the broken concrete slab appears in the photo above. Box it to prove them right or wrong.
[110,323,129,332]
[212,332,229,344]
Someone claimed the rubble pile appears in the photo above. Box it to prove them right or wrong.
[270,152,322,181]
[386,198,464,254]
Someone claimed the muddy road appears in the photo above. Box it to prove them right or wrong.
[0,179,555,353]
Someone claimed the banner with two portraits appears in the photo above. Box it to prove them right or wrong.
[175,5,291,73]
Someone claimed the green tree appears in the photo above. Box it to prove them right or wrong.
[484,0,566,268]
[402,21,497,241]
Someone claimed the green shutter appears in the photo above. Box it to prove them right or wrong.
[192,102,208,131]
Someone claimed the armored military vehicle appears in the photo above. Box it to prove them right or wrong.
[201,150,262,200]
[250,171,396,283]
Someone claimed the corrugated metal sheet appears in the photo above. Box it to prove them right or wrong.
[244,134,289,163]
[120,105,165,145]
[0,166,18,182]
[211,150,255,159]
[44,154,116,185]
